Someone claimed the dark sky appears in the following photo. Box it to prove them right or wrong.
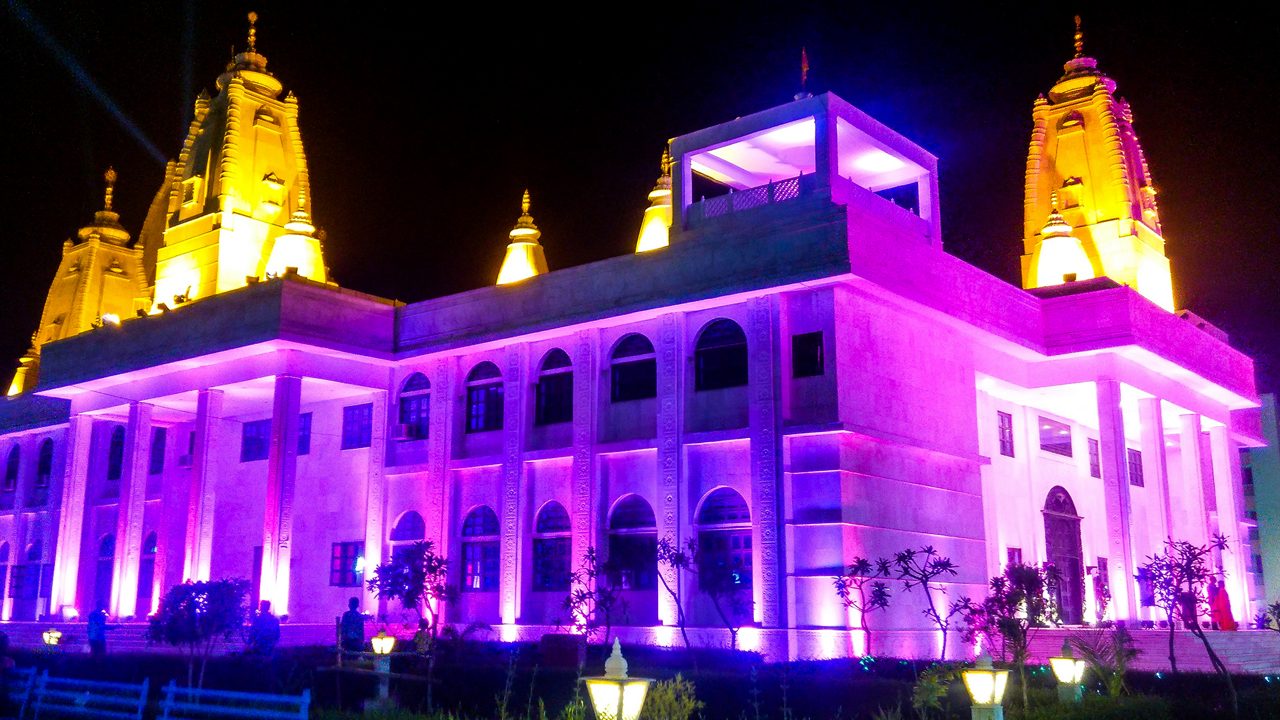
[2,2,1277,393]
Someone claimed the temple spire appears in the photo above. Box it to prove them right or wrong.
[496,189,548,285]
[635,147,674,253]
[102,167,117,211]
[247,11,258,54]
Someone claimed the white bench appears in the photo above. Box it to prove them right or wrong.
[158,680,310,719]
[31,672,148,720]
[5,666,36,718]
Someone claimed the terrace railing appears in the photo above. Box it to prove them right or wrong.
[687,173,815,225]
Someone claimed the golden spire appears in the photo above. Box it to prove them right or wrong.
[636,147,674,253]
[248,11,261,53]
[103,167,117,211]
[509,189,541,242]
[1073,15,1084,58]
[497,189,548,285]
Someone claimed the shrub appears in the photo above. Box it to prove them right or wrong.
[640,674,704,720]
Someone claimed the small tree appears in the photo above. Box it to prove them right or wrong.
[1258,600,1280,634]
[147,578,248,690]
[656,537,692,649]
[833,557,892,656]
[1070,627,1138,697]
[562,546,625,643]
[367,540,454,711]
[891,545,960,659]
[1142,535,1237,718]
[958,563,1060,712]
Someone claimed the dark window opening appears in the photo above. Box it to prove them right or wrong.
[148,428,166,475]
[36,439,54,487]
[3,446,18,492]
[535,350,573,426]
[875,183,920,216]
[1088,439,1101,478]
[398,373,431,440]
[1038,416,1072,457]
[342,403,373,449]
[1127,448,1144,487]
[695,319,748,391]
[241,419,271,462]
[465,362,504,433]
[610,334,656,402]
[329,541,364,587]
[461,506,500,592]
[297,413,312,455]
[792,331,824,378]
[997,411,1015,458]
[107,426,126,481]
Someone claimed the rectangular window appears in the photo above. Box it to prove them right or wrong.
[342,403,373,449]
[610,359,657,402]
[533,536,572,591]
[462,541,500,591]
[465,384,504,433]
[240,419,271,462]
[398,395,430,439]
[791,331,824,378]
[329,541,364,587]
[1088,438,1101,478]
[608,534,657,590]
[178,431,195,468]
[1038,416,1073,457]
[697,530,753,591]
[997,411,1015,457]
[297,413,312,455]
[149,428,167,475]
[535,373,573,426]
[1127,448,1144,487]
[1006,547,1023,566]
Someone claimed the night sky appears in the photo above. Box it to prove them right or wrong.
[2,3,1277,393]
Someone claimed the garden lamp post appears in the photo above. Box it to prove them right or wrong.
[41,628,62,647]
[962,652,1009,720]
[584,639,652,720]
[1048,640,1086,703]
[370,629,396,702]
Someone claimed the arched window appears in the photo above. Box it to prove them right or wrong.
[95,534,116,611]
[398,373,431,440]
[1044,486,1084,624]
[390,510,426,563]
[3,446,18,492]
[465,362,504,433]
[610,334,656,402]
[696,487,752,590]
[36,439,54,488]
[533,502,572,591]
[107,426,126,481]
[694,319,748,391]
[535,349,573,426]
[136,531,158,617]
[461,506,500,591]
[608,495,657,590]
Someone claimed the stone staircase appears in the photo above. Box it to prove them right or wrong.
[0,621,338,655]
[1026,628,1280,675]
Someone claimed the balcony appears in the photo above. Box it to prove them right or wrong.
[685,174,816,226]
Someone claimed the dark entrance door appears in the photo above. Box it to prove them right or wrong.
[1043,486,1084,624]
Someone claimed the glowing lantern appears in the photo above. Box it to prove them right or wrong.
[1049,640,1086,703]
[370,629,396,704]
[584,639,651,720]
[371,629,396,655]
[42,628,63,646]
[962,652,1009,720]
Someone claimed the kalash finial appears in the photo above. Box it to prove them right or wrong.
[1073,15,1084,58]
[521,188,531,216]
[247,11,259,53]
[103,167,117,211]
[660,148,672,178]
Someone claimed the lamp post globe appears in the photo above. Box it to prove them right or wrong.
[962,652,1010,720]
[584,639,652,720]
[1048,639,1086,703]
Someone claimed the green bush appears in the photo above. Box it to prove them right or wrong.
[640,674,704,720]
[1011,694,1173,720]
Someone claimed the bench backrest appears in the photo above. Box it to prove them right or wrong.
[6,666,37,717]
[159,679,310,720]
[32,671,149,720]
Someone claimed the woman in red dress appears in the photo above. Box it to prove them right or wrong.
[1208,575,1238,631]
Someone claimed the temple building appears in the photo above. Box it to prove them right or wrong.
[0,16,1264,660]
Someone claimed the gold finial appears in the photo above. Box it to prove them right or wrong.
[1073,15,1084,58]
[1050,190,1058,209]
[521,189,531,215]
[103,167,117,211]
[247,11,258,53]
[801,47,809,90]
[660,148,672,177]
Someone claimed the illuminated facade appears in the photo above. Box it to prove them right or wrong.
[0,19,1264,660]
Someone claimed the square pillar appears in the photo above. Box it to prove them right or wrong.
[361,389,389,612]
[1137,398,1173,548]
[1177,414,1211,545]
[260,375,302,615]
[655,313,685,627]
[50,414,93,617]
[570,331,598,587]
[1095,379,1136,619]
[183,389,223,582]
[111,402,153,617]
[1207,424,1251,617]
[748,297,786,632]
[499,347,527,626]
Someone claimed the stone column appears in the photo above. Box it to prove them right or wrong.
[111,402,153,617]
[570,331,598,585]
[1095,379,1136,619]
[260,376,301,615]
[183,389,223,582]
[362,390,389,611]
[50,414,93,616]
[1207,424,1250,617]
[748,297,785,634]
[1177,414,1211,545]
[499,348,527,626]
[655,313,684,627]
[1137,398,1172,548]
